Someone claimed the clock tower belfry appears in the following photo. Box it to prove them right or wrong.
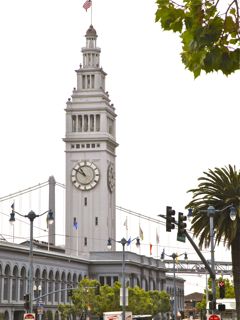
[64,25,117,256]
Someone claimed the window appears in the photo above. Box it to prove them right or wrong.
[78,115,82,132]
[82,75,85,89]
[81,144,85,148]
[71,144,75,149]
[96,114,100,131]
[4,265,10,300]
[76,144,80,149]
[90,114,94,131]
[12,266,18,301]
[95,217,98,225]
[91,144,95,148]
[72,115,77,132]
[108,117,114,135]
[84,197,87,206]
[99,276,104,285]
[106,276,112,286]
[113,276,118,283]
[91,75,95,88]
[84,237,87,246]
[84,115,88,131]
[87,75,91,88]
[86,144,90,148]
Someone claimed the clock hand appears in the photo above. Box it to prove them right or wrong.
[74,167,86,176]
[79,167,86,176]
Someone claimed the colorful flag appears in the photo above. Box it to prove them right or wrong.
[123,217,128,230]
[139,225,144,240]
[156,229,160,244]
[73,217,78,230]
[150,243,153,255]
[127,237,131,246]
[83,0,92,11]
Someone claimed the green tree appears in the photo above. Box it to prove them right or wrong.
[149,290,171,316]
[128,286,152,315]
[97,281,121,313]
[197,276,235,312]
[59,278,171,319]
[185,165,240,319]
[155,0,240,78]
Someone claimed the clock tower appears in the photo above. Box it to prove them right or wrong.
[64,25,117,256]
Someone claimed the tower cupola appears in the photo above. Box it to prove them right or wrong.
[82,25,100,68]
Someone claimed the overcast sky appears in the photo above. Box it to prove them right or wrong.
[0,0,238,293]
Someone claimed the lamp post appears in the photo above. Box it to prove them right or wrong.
[161,249,188,320]
[207,205,236,313]
[9,208,54,313]
[107,237,140,320]
[187,204,236,313]
[33,284,42,320]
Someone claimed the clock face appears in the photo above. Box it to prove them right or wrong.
[107,163,115,192]
[71,161,100,191]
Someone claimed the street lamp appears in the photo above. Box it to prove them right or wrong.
[188,204,236,313]
[9,208,54,313]
[207,205,236,313]
[33,284,42,320]
[161,249,188,320]
[107,237,140,320]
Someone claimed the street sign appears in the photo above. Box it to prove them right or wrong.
[24,313,35,320]
[177,233,186,243]
[37,306,44,315]
[208,314,221,320]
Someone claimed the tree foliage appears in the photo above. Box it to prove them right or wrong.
[185,165,240,320]
[185,164,240,249]
[196,277,235,311]
[155,0,240,77]
[58,278,171,319]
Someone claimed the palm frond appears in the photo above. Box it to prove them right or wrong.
[185,165,240,249]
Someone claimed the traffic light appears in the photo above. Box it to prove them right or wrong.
[208,293,213,301]
[178,212,187,236]
[24,293,30,310]
[219,280,225,299]
[209,301,216,311]
[166,206,175,232]
[218,304,226,311]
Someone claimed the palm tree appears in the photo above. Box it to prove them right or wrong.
[185,165,240,319]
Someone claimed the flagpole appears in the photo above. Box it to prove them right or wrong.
[77,227,78,255]
[91,1,93,25]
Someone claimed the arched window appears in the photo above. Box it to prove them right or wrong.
[61,272,66,303]
[3,265,10,301]
[78,274,82,283]
[20,267,27,300]
[42,270,47,299]
[34,268,41,299]
[73,273,77,288]
[55,271,60,303]
[48,270,54,303]
[0,264,2,302]
[12,265,18,301]
[67,272,72,303]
